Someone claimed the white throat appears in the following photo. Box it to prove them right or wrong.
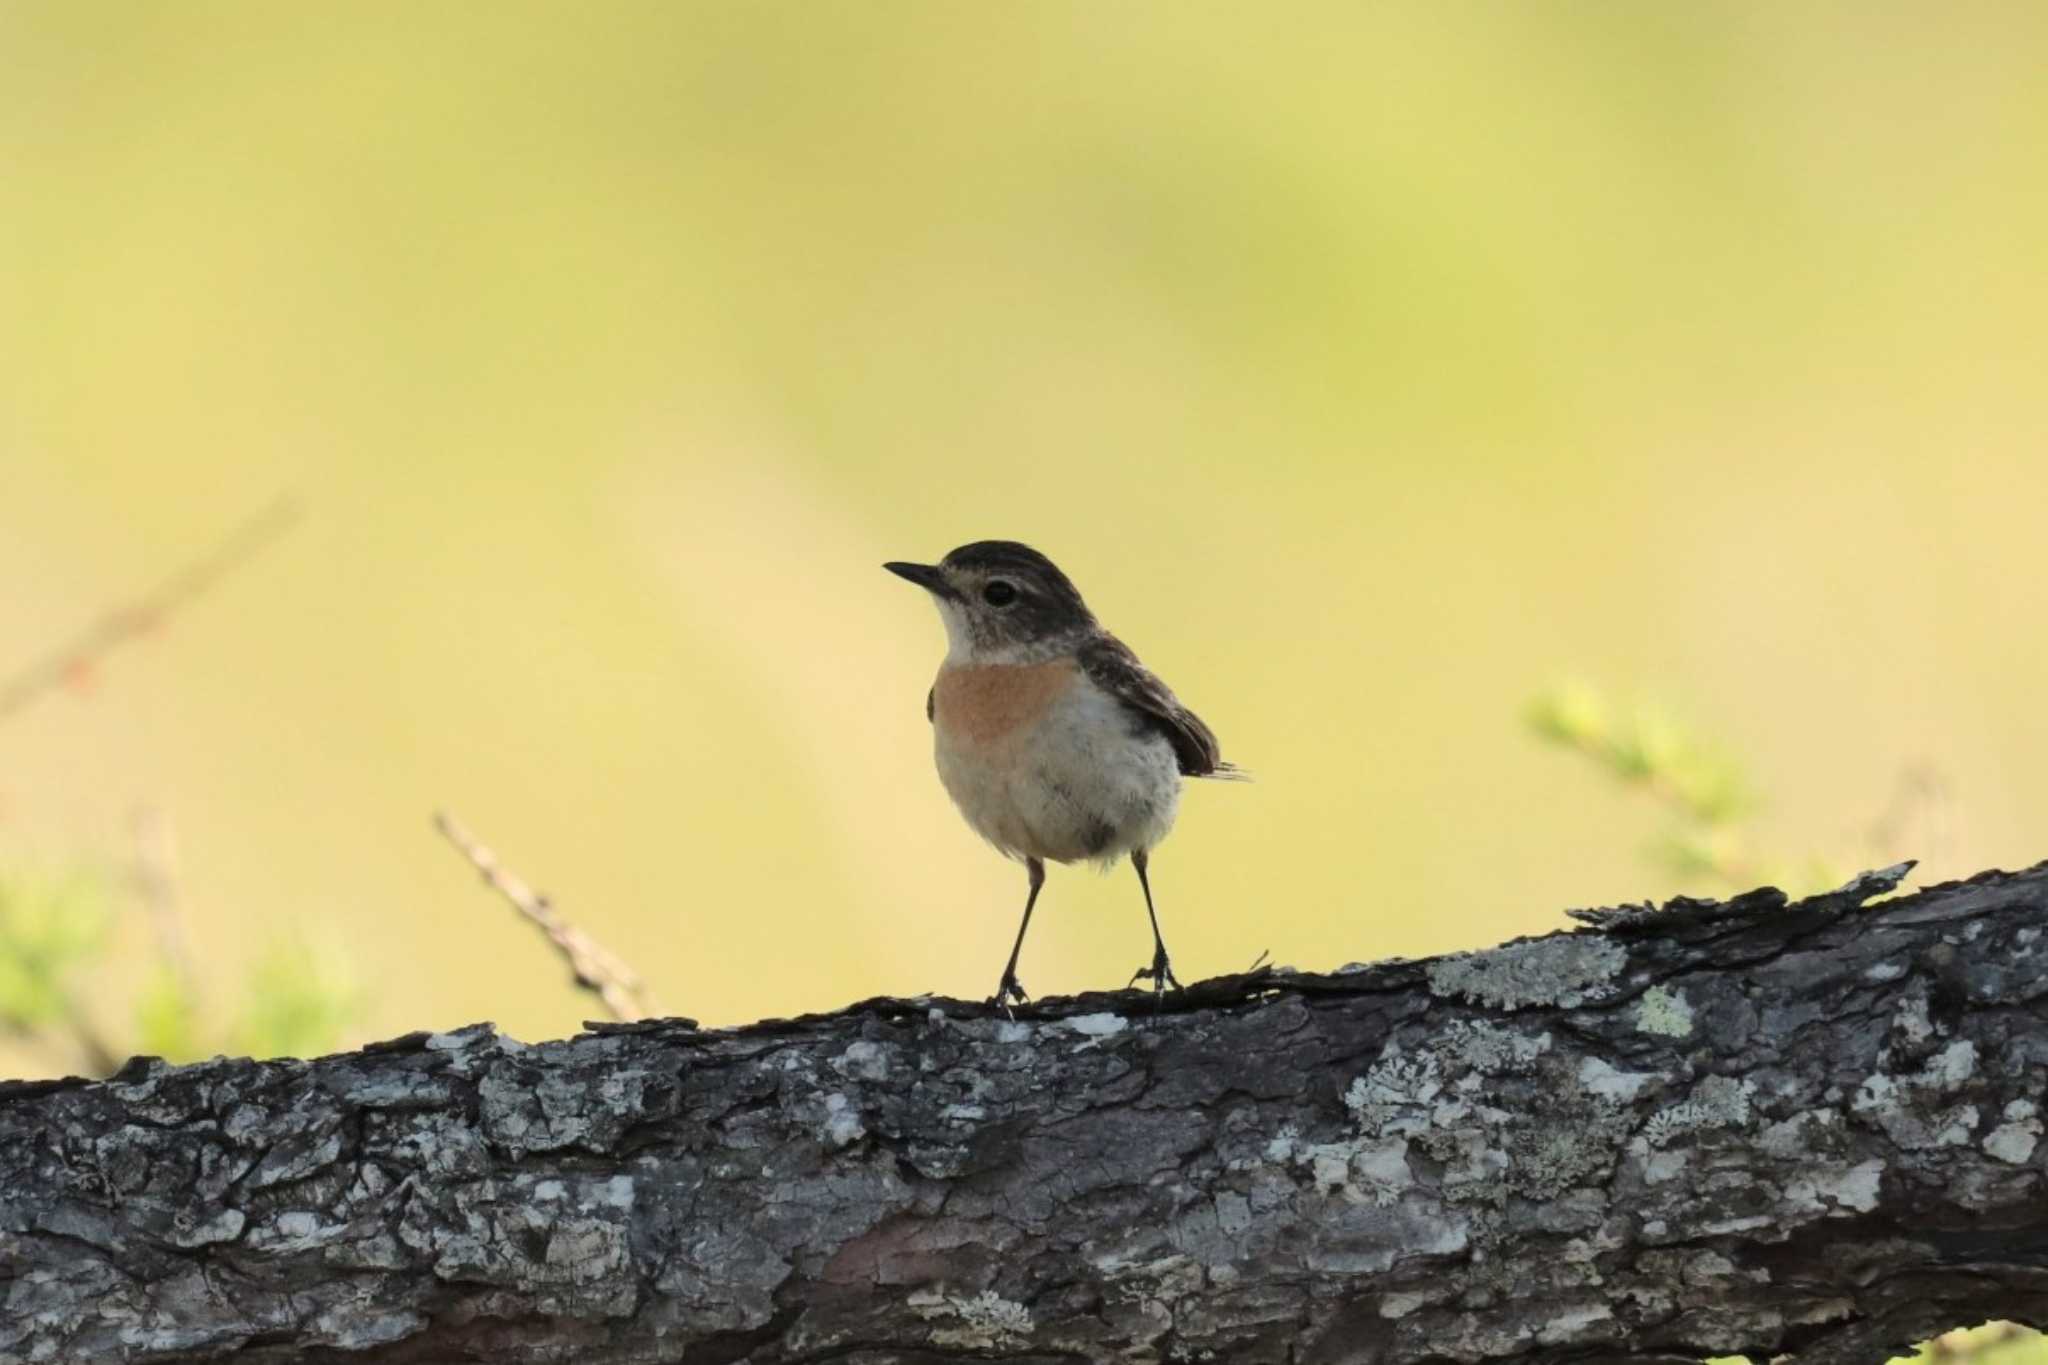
[932,600,1077,667]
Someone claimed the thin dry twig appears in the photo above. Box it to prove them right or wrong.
[130,805,195,991]
[58,1000,121,1078]
[1866,762,1957,875]
[431,811,656,1023]
[0,496,301,724]
[0,994,121,1079]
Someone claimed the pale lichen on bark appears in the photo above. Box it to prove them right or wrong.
[2,860,2046,1364]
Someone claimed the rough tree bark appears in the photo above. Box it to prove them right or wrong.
[4,861,2047,1364]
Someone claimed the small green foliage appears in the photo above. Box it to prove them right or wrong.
[132,967,207,1063]
[1524,682,1608,749]
[1528,681,1929,899]
[227,937,360,1062]
[1527,682,1767,887]
[1908,1324,2048,1365]
[1526,684,1750,827]
[0,869,110,1033]
[0,860,358,1074]
[1717,1322,2048,1365]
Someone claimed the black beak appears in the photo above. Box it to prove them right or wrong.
[883,561,961,601]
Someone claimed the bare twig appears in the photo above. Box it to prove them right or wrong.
[431,811,655,1023]
[57,1000,121,1078]
[1866,762,1957,874]
[0,496,300,724]
[130,805,195,991]
[0,1006,120,1079]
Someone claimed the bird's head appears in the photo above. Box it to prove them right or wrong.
[885,540,1096,663]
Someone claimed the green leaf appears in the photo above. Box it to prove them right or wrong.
[1524,683,1608,747]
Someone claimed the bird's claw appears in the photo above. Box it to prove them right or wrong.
[1128,951,1184,997]
[990,974,1030,1015]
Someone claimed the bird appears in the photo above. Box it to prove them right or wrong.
[884,540,1242,1007]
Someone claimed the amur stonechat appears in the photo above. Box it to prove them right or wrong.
[885,541,1242,1006]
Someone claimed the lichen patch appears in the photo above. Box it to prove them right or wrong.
[1785,1158,1885,1213]
[1538,1300,1614,1344]
[1920,1040,1978,1088]
[908,1288,1033,1349]
[1634,985,1695,1038]
[1984,1100,2041,1165]
[1854,1038,1984,1149]
[1425,935,1627,1011]
[1638,1075,1754,1148]
[821,1093,866,1148]
[1443,1020,1553,1073]
[833,1041,891,1081]
[1578,1057,1653,1103]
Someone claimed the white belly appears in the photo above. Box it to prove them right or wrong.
[935,680,1181,865]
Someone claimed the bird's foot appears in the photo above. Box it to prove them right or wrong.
[990,972,1030,1014]
[1128,948,1184,997]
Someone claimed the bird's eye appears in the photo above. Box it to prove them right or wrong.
[982,579,1019,607]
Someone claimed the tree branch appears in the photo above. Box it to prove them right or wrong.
[4,860,2046,1364]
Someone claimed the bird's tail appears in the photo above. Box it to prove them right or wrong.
[1202,761,1253,782]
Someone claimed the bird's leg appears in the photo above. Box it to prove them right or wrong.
[1127,849,1183,995]
[993,857,1044,1011]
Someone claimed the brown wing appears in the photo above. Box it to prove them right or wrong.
[926,685,935,723]
[1078,634,1238,778]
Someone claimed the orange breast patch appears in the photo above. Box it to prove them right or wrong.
[933,660,1076,746]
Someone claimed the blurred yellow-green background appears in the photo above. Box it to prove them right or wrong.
[3,3,2046,1075]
